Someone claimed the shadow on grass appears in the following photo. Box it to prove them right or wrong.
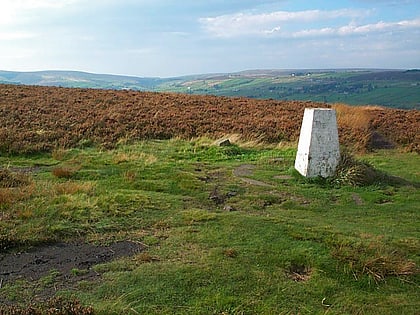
[294,150,420,188]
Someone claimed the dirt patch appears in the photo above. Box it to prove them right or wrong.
[0,241,144,286]
[352,193,364,206]
[369,131,395,149]
[233,164,273,187]
[273,175,293,180]
[0,166,42,175]
[237,177,273,187]
[286,264,312,282]
[233,164,256,177]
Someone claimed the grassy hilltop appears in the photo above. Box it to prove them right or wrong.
[0,84,419,314]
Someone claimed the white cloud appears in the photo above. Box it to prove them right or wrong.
[264,26,282,35]
[199,9,370,38]
[200,7,420,42]
[292,18,420,38]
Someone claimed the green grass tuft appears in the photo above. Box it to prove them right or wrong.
[332,150,381,186]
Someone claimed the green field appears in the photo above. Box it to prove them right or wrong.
[1,139,419,314]
[157,71,420,109]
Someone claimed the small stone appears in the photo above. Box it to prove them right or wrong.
[226,191,237,198]
[223,205,236,212]
[217,139,231,146]
[351,193,364,206]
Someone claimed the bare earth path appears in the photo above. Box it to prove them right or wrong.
[0,241,144,304]
[233,164,273,187]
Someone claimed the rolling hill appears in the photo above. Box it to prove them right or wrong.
[0,70,162,90]
[1,69,419,109]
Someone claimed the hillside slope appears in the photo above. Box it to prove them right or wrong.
[0,70,162,90]
[0,84,418,154]
[1,69,419,109]
[159,69,420,110]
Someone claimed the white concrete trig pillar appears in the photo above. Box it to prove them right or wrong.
[294,108,340,178]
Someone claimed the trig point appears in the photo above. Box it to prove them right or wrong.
[294,108,340,178]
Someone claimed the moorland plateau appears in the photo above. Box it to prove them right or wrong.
[0,83,419,314]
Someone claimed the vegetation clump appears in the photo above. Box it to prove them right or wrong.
[331,150,381,186]
[51,166,80,179]
[0,169,31,188]
[332,240,419,283]
[0,297,94,315]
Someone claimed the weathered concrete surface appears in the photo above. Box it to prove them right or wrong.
[295,108,340,178]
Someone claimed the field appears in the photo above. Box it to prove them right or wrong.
[0,84,419,314]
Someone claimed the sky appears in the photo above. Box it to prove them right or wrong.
[1,0,420,77]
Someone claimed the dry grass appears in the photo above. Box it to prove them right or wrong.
[0,188,18,205]
[140,152,158,165]
[113,152,157,165]
[51,166,80,179]
[0,170,34,205]
[136,252,160,263]
[332,103,375,152]
[0,185,35,206]
[332,239,419,282]
[123,170,137,182]
[54,181,95,195]
[113,152,136,164]
[362,255,418,281]
[333,103,374,130]
[0,297,94,315]
[0,169,31,188]
[223,248,238,258]
[212,134,260,147]
[51,148,68,161]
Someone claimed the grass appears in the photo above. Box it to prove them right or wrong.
[0,138,419,314]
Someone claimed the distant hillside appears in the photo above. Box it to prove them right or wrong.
[0,70,162,90]
[1,69,419,109]
[158,69,419,110]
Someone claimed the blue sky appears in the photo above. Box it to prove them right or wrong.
[1,0,419,77]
